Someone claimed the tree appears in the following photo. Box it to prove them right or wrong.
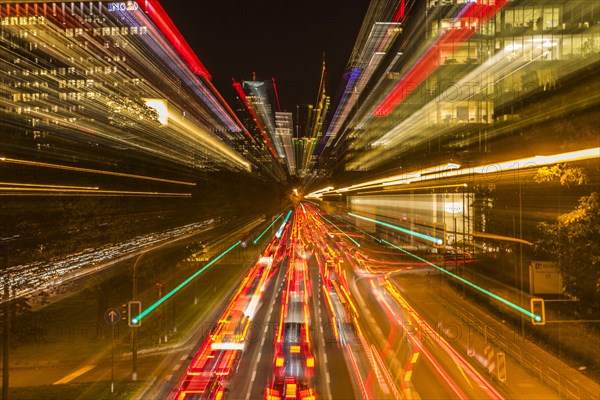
[533,164,588,187]
[536,193,600,314]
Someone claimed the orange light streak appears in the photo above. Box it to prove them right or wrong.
[1,157,196,186]
[0,187,191,197]
[0,182,99,190]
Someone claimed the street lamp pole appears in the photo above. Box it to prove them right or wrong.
[519,179,524,337]
[2,244,10,400]
[452,191,458,291]
[131,253,142,382]
[111,323,115,393]
[462,189,467,297]
[2,275,9,400]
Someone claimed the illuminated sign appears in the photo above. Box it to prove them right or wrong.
[529,261,563,295]
[444,202,463,214]
[108,2,139,12]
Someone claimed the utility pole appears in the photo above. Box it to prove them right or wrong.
[2,245,9,400]
[462,189,467,297]
[110,323,115,393]
[519,179,524,337]
[2,280,8,400]
[132,259,138,382]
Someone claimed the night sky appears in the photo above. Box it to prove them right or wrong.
[160,1,371,112]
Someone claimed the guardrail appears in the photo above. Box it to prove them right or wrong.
[433,287,587,400]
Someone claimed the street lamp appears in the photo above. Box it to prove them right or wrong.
[445,192,465,293]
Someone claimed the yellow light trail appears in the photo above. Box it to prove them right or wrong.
[347,32,599,170]
[0,7,253,173]
[305,186,334,199]
[0,157,196,186]
[384,183,468,192]
[335,147,600,194]
[0,182,99,190]
[471,231,533,246]
[166,104,251,172]
[0,187,191,197]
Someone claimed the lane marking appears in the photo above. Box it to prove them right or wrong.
[53,365,96,385]
[241,262,284,399]
[172,363,181,371]
[180,355,187,361]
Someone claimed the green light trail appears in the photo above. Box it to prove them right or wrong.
[380,239,541,322]
[276,210,293,239]
[321,215,361,247]
[253,212,284,244]
[349,212,443,245]
[131,240,242,325]
[329,213,381,243]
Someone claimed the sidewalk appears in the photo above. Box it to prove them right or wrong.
[455,268,599,386]
[394,268,599,400]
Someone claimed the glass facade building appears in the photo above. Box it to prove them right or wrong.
[338,0,599,172]
[0,1,249,174]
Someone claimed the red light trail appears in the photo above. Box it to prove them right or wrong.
[374,1,508,117]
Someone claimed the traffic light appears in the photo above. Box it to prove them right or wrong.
[530,298,545,325]
[433,222,446,248]
[128,301,142,327]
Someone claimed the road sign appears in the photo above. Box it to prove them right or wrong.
[104,308,121,325]
[497,352,507,382]
[484,344,495,374]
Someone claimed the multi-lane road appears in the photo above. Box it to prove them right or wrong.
[172,205,356,400]
[12,203,581,399]
[169,202,559,400]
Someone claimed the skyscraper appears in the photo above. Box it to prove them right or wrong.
[0,1,249,174]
